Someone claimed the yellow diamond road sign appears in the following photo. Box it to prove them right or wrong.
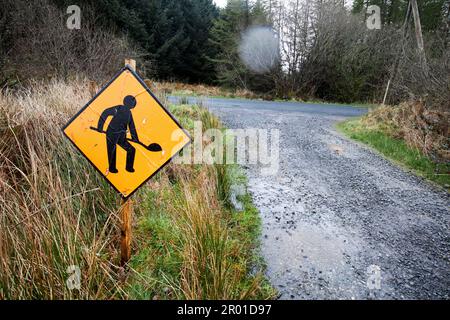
[63,66,191,198]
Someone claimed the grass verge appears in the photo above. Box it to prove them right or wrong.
[126,104,275,299]
[156,80,381,108]
[0,81,274,299]
[154,81,259,100]
[337,118,450,191]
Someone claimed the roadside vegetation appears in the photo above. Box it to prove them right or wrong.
[0,80,275,299]
[153,82,381,108]
[153,81,261,100]
[338,102,450,191]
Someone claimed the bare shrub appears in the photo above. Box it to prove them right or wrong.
[362,101,450,163]
[0,0,143,85]
[299,5,400,102]
[391,32,450,110]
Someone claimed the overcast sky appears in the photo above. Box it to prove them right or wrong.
[213,0,227,8]
[213,0,353,9]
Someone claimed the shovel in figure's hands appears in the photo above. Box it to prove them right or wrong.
[130,137,163,153]
[89,127,163,153]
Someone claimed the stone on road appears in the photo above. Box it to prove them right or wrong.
[171,96,450,300]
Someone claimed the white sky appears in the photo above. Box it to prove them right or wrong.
[213,0,227,8]
[214,0,353,9]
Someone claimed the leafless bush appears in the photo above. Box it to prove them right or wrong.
[392,32,450,110]
[299,5,400,102]
[0,0,143,85]
[363,101,450,162]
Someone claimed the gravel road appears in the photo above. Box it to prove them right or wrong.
[172,96,450,300]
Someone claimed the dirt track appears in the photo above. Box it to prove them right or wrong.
[173,96,450,299]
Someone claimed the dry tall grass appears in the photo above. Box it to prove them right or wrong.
[363,102,450,163]
[0,80,271,300]
[153,81,260,100]
[0,80,124,299]
[136,164,262,300]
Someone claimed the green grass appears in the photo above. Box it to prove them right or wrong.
[0,80,124,299]
[125,104,275,300]
[126,165,275,300]
[337,119,450,191]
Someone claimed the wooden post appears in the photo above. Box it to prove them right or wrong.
[410,0,428,75]
[120,59,136,267]
[125,58,136,71]
[410,0,425,55]
[88,60,137,268]
[120,198,133,266]
[382,1,412,105]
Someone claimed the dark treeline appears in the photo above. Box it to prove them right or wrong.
[52,0,220,83]
[0,0,448,106]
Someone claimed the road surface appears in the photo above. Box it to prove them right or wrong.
[171,96,450,300]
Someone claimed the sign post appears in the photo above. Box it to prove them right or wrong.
[63,59,191,268]
[120,59,135,267]
[120,195,133,266]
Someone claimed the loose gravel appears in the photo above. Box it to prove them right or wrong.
[172,96,450,300]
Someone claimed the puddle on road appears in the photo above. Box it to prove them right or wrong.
[263,224,346,270]
[249,176,366,299]
[261,220,366,299]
